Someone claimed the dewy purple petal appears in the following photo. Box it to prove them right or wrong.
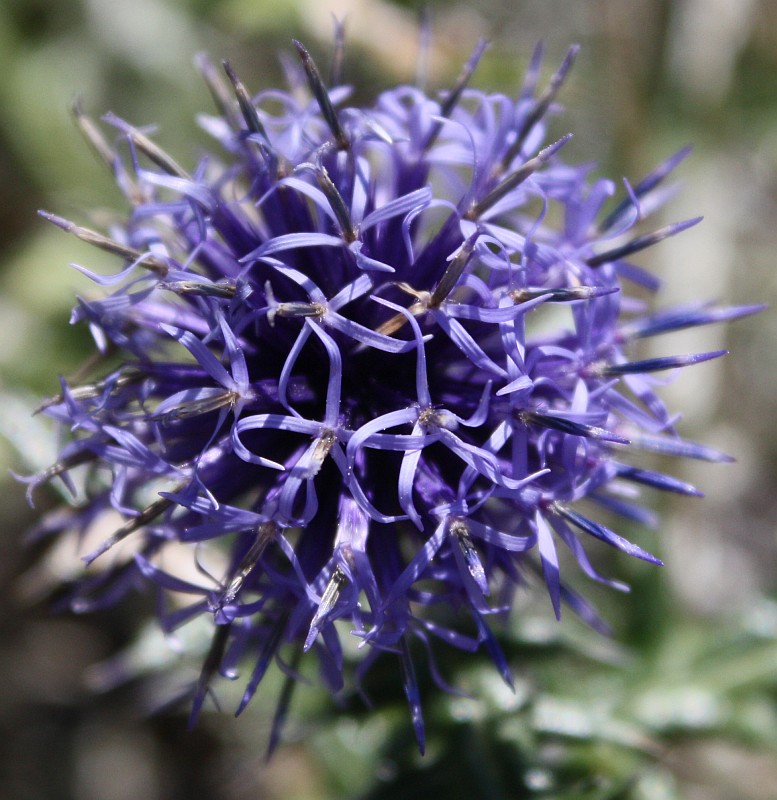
[25,36,759,752]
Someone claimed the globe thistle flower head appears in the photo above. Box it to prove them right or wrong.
[26,37,761,754]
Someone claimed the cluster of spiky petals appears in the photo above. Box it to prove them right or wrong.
[26,39,760,753]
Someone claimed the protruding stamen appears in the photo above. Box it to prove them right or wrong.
[467,134,572,220]
[223,60,269,140]
[39,211,169,276]
[160,279,237,299]
[374,284,429,337]
[418,406,458,431]
[292,40,349,149]
[265,280,327,326]
[35,366,144,414]
[83,495,175,565]
[26,449,96,492]
[153,390,239,424]
[587,217,702,267]
[113,118,191,179]
[373,231,479,337]
[219,522,278,611]
[304,565,347,650]
[450,519,488,595]
[430,229,481,307]
[267,301,326,327]
[307,430,338,478]
[315,166,357,242]
[509,284,617,303]
[522,411,630,444]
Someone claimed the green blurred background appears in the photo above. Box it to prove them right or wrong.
[0,1,776,798]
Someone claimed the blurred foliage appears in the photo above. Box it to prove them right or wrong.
[1,1,776,799]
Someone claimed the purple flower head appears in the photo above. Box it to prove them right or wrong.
[27,37,761,754]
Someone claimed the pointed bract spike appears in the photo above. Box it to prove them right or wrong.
[223,60,269,140]
[587,217,703,267]
[216,527,275,619]
[450,519,489,595]
[65,347,118,386]
[621,303,766,339]
[72,98,120,176]
[560,584,611,635]
[304,566,347,651]
[600,145,693,232]
[315,166,356,241]
[265,657,300,760]
[525,412,630,444]
[189,622,232,729]
[17,450,90,504]
[554,505,663,565]
[398,637,426,755]
[195,52,236,119]
[329,18,347,87]
[35,366,144,413]
[292,40,348,149]
[440,38,490,119]
[633,145,693,195]
[535,511,561,619]
[472,609,514,690]
[502,43,579,168]
[468,133,572,220]
[104,113,191,179]
[82,496,174,565]
[430,228,481,307]
[510,284,617,303]
[160,280,237,299]
[614,464,703,496]
[236,614,287,716]
[627,430,735,462]
[520,41,545,101]
[38,209,80,234]
[24,449,96,491]
[72,101,144,204]
[601,349,727,375]
[590,491,660,528]
[416,7,432,89]
[39,211,169,275]
[421,39,489,151]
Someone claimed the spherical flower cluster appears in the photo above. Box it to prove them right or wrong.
[26,38,758,753]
